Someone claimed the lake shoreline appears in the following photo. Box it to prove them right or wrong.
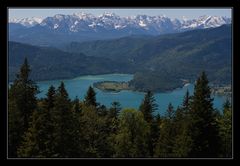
[10,72,231,97]
[34,73,227,113]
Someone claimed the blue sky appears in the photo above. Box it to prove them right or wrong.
[9,8,232,20]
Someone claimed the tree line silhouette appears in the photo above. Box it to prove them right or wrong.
[8,58,232,158]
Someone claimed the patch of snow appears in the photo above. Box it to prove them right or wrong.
[54,24,59,29]
[139,20,147,27]
[74,21,79,25]
[88,22,97,27]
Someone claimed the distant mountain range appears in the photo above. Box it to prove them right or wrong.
[10,17,43,27]
[9,12,231,46]
[9,24,231,92]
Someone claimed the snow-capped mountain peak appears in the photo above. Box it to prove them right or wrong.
[54,14,65,19]
[181,16,188,22]
[9,13,231,34]
[9,17,43,27]
[181,15,231,30]
[99,12,118,18]
[73,12,94,19]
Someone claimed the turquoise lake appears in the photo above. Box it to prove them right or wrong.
[36,73,228,115]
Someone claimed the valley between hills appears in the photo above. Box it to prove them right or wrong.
[9,24,231,93]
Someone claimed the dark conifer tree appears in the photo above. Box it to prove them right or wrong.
[172,93,193,157]
[218,99,232,157]
[166,103,175,120]
[38,85,56,156]
[17,110,41,157]
[84,86,97,107]
[17,85,57,157]
[71,96,83,156]
[8,58,38,157]
[189,71,220,157]
[16,58,38,130]
[139,90,158,156]
[139,90,157,123]
[44,85,56,110]
[52,82,78,157]
[174,90,191,134]
[150,113,161,156]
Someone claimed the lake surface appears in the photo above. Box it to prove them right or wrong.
[37,74,228,115]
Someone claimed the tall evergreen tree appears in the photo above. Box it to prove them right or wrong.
[8,95,24,157]
[84,86,97,107]
[189,71,220,157]
[139,91,157,156]
[150,113,161,157]
[71,96,83,157]
[175,90,192,136]
[17,85,57,157]
[139,90,157,123]
[37,85,56,157]
[8,58,38,157]
[218,99,232,157]
[51,82,78,157]
[171,91,193,157]
[44,85,56,110]
[15,58,38,130]
[17,110,41,157]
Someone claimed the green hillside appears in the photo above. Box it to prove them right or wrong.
[9,42,134,81]
[61,24,232,91]
[9,25,231,92]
